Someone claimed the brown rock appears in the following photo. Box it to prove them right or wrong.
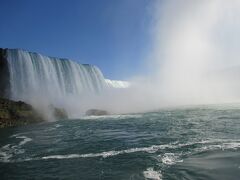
[0,98,44,128]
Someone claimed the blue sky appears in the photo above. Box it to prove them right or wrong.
[0,0,155,80]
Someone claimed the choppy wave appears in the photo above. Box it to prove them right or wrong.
[0,145,14,162]
[41,145,167,160]
[1,138,240,164]
[0,135,32,162]
[143,168,162,180]
[16,136,32,146]
[80,114,143,120]
[159,153,183,165]
[55,124,62,128]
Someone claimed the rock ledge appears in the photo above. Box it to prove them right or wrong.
[0,98,44,128]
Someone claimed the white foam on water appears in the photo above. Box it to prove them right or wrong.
[0,144,13,163]
[143,168,162,180]
[160,153,183,165]
[222,142,240,149]
[1,138,240,163]
[0,141,172,163]
[32,139,240,161]
[11,133,26,137]
[0,144,23,162]
[42,151,122,160]
[0,135,32,162]
[55,124,62,128]
[193,140,240,153]
[41,144,176,160]
[16,136,32,146]
[80,114,143,120]
[42,154,82,160]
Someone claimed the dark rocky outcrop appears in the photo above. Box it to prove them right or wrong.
[86,109,109,116]
[53,107,68,120]
[48,104,68,120]
[0,98,44,128]
[0,48,10,98]
[50,105,68,120]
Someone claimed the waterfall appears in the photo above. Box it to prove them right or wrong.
[1,48,130,118]
[105,79,130,88]
[6,49,107,103]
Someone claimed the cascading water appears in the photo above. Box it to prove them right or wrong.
[6,49,107,102]
[105,79,130,88]
[2,49,113,119]
[0,48,130,119]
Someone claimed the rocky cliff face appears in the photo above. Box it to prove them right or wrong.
[0,50,43,127]
[0,98,44,128]
[0,49,69,128]
[0,48,10,98]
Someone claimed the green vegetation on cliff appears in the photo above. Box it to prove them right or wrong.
[0,98,44,128]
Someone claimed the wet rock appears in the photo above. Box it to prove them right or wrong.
[0,98,44,128]
[48,104,68,120]
[53,107,68,120]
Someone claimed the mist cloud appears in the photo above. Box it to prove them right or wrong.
[92,0,240,114]
[65,0,240,116]
[150,0,240,105]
